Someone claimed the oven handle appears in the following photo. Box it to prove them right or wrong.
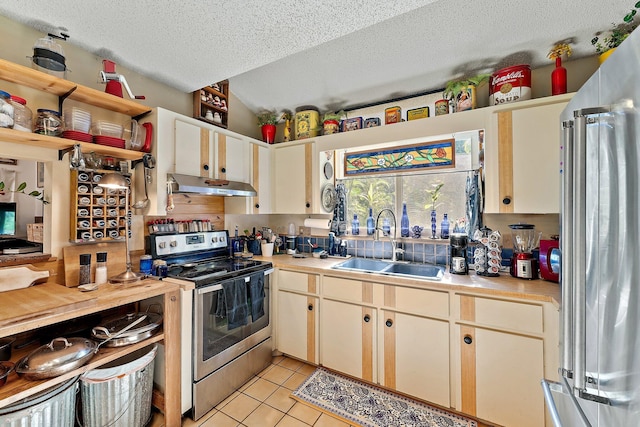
[196,268,274,295]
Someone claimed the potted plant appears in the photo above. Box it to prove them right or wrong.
[592,2,639,62]
[443,74,491,113]
[257,110,278,144]
[321,110,344,135]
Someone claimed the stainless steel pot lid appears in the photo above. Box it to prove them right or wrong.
[91,312,162,340]
[16,337,96,377]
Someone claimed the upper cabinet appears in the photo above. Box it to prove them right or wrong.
[146,107,266,216]
[273,143,313,214]
[484,94,572,214]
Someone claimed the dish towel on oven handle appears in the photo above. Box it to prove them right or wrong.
[222,278,249,330]
[248,272,265,322]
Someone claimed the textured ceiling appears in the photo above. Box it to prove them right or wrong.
[0,0,631,114]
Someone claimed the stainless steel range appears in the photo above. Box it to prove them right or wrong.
[150,230,273,420]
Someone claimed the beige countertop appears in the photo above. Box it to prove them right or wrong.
[258,254,561,306]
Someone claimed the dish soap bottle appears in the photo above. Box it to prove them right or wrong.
[351,214,360,235]
[440,213,450,239]
[366,208,375,235]
[400,203,410,237]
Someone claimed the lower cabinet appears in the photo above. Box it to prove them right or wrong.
[456,294,552,427]
[381,310,450,408]
[275,270,319,364]
[320,299,376,382]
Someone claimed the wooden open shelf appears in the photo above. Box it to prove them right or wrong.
[0,333,163,408]
[0,59,152,118]
[193,81,229,129]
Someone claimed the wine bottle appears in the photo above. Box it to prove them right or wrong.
[366,208,375,235]
[400,203,410,237]
[351,214,360,235]
[440,213,450,239]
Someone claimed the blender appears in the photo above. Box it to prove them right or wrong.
[509,223,541,279]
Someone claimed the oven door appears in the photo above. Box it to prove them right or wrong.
[193,270,271,381]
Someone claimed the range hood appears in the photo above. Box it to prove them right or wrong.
[168,173,257,197]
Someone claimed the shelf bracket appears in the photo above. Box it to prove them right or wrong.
[130,158,143,169]
[58,145,75,161]
[133,110,152,121]
[58,86,78,112]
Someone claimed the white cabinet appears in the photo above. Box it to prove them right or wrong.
[455,294,552,427]
[484,95,571,213]
[275,270,319,364]
[174,118,211,176]
[273,143,313,214]
[320,299,376,383]
[252,143,272,214]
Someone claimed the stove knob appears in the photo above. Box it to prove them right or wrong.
[159,242,166,249]
[170,240,177,247]
[212,237,218,243]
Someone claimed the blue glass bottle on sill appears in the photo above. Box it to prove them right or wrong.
[431,210,437,239]
[440,213,450,239]
[352,214,360,235]
[366,208,375,235]
[400,203,410,237]
[382,217,391,236]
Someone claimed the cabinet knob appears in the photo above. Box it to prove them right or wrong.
[305,202,310,208]
[464,335,473,345]
[308,304,313,311]
[221,167,226,173]
[385,319,393,327]
[255,204,260,209]
[502,196,512,205]
[203,164,209,171]
[364,315,370,323]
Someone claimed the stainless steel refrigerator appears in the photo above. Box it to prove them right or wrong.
[541,29,640,426]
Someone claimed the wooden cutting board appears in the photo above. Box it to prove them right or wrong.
[0,265,50,292]
[63,242,127,287]
[0,283,96,328]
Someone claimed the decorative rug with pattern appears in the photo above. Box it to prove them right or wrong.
[292,367,477,427]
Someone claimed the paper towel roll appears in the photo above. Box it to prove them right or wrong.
[304,218,332,229]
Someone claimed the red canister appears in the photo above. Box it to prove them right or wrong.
[489,64,531,106]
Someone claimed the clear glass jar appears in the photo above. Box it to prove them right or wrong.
[0,90,14,129]
[9,95,32,132]
[34,108,64,136]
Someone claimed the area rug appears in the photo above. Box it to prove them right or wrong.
[292,367,477,427]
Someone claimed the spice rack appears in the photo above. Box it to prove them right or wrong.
[69,169,131,243]
[193,80,229,128]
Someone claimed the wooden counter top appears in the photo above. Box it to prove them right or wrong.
[257,254,561,306]
[0,253,54,267]
[0,278,180,338]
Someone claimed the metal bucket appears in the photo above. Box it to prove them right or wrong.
[80,344,157,427]
[0,376,79,427]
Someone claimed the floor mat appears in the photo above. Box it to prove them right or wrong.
[292,367,477,427]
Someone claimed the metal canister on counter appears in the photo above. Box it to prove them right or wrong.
[294,106,319,140]
[152,259,168,277]
[34,108,64,136]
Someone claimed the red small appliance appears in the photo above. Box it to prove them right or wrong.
[539,238,560,282]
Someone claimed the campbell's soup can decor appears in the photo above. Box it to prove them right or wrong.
[434,99,450,116]
[295,106,320,140]
[489,64,531,105]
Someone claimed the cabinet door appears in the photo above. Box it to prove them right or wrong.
[216,132,250,182]
[276,291,318,364]
[174,119,212,177]
[381,310,450,407]
[274,143,312,213]
[459,325,544,427]
[485,100,567,213]
[252,143,272,214]
[320,299,375,383]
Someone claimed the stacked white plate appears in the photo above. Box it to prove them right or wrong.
[91,120,123,138]
[63,107,91,133]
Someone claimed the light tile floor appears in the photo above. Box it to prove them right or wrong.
[154,355,356,427]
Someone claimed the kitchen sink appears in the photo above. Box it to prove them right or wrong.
[332,257,391,272]
[332,257,444,281]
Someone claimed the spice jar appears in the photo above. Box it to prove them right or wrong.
[34,108,64,136]
[9,95,32,132]
[79,253,92,285]
[0,90,14,129]
[95,251,108,285]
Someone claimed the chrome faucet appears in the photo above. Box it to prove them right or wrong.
[374,208,404,262]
